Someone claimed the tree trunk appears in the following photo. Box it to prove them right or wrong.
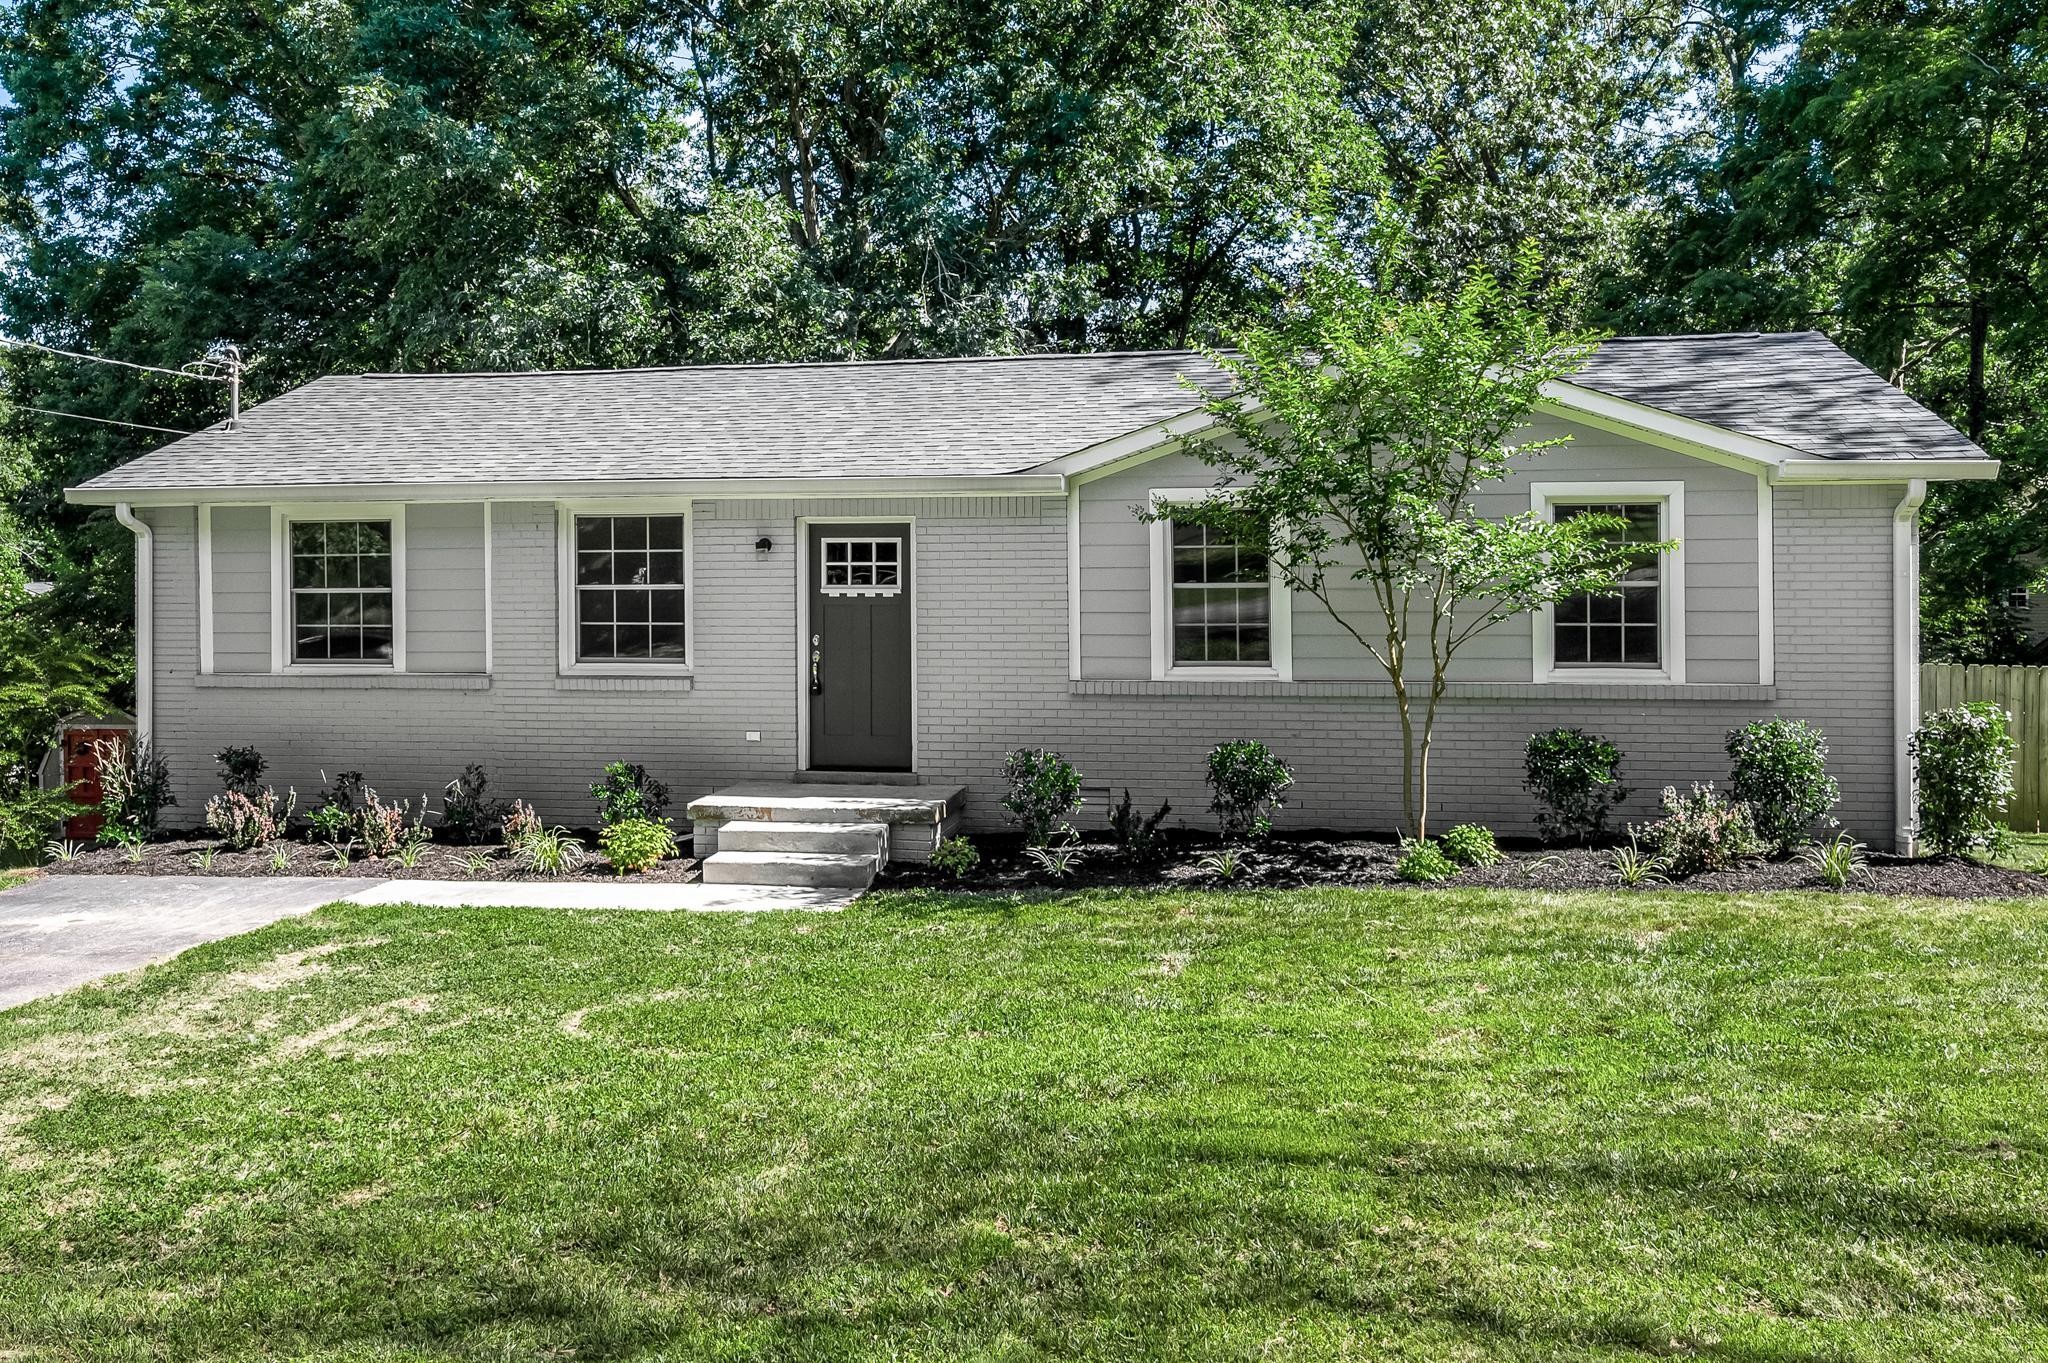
[1967,297,1989,444]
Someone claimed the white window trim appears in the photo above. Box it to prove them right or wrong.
[1148,487,1293,682]
[1529,481,1685,685]
[270,503,407,675]
[818,536,905,597]
[557,499,695,677]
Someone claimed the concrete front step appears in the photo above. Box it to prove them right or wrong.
[702,850,878,889]
[718,819,889,858]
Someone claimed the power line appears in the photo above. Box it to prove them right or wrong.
[0,335,231,383]
[11,403,195,436]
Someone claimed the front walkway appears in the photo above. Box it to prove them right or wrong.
[0,874,856,1011]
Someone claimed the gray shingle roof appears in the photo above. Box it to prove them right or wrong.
[74,351,1236,493]
[1572,331,1983,462]
[71,330,1985,497]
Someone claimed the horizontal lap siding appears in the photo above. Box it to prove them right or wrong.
[1079,418,1762,685]
[406,503,487,673]
[143,477,1900,845]
[208,506,270,672]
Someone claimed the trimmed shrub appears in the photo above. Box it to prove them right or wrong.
[205,788,293,851]
[1633,783,1763,878]
[599,818,678,874]
[1396,838,1457,883]
[1206,739,1294,841]
[94,737,176,842]
[214,746,266,799]
[1727,718,1840,852]
[929,835,980,879]
[1523,729,1628,844]
[1001,748,1083,847]
[1438,823,1502,868]
[1107,789,1172,859]
[1910,702,2018,856]
[592,762,672,826]
[440,764,510,845]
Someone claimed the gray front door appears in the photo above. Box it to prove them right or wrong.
[807,523,913,771]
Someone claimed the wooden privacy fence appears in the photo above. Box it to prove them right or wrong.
[1920,663,2048,831]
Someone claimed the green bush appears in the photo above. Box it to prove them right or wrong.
[929,835,981,878]
[1910,702,2018,856]
[1107,789,1172,859]
[214,746,266,799]
[440,764,510,845]
[95,737,176,843]
[1523,728,1628,844]
[592,761,672,826]
[1633,783,1763,878]
[515,825,587,877]
[1206,739,1293,841]
[1396,838,1457,883]
[599,818,678,874]
[1438,823,1501,868]
[1727,718,1840,852]
[205,789,293,851]
[1001,748,1083,847]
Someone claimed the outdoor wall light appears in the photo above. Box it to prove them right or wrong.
[755,537,774,553]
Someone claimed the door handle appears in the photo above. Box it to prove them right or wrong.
[810,633,822,694]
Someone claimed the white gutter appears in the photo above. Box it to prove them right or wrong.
[65,473,1071,509]
[112,503,152,751]
[1893,479,1927,853]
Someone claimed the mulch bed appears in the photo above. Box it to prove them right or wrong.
[44,834,698,883]
[876,829,2048,899]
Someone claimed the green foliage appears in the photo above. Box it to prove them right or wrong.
[591,763,671,827]
[1106,789,1173,859]
[1021,843,1079,881]
[94,737,175,843]
[1001,748,1083,848]
[1726,719,1841,853]
[1194,848,1242,882]
[1910,703,2019,857]
[1633,784,1764,879]
[1205,740,1294,842]
[205,789,290,851]
[306,804,353,844]
[0,592,113,856]
[1523,728,1630,845]
[1172,224,1654,837]
[514,826,587,878]
[1437,823,1501,868]
[214,746,266,799]
[928,836,980,880]
[501,801,542,850]
[599,819,678,875]
[1396,838,1457,883]
[440,765,510,846]
[1806,833,1868,890]
[1609,836,1666,888]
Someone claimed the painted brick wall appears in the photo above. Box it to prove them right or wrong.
[144,479,1906,845]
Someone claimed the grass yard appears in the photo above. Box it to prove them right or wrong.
[2,888,2046,1361]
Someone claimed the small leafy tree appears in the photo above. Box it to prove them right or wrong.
[1162,227,1664,838]
[1524,728,1629,844]
[1726,718,1840,853]
[1910,703,2018,857]
[1001,748,1083,847]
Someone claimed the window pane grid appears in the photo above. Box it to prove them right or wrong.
[574,515,689,662]
[1552,502,1662,669]
[1168,518,1271,666]
[821,538,902,594]
[290,520,394,665]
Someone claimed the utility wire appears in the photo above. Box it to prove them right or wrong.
[0,334,230,382]
[11,403,195,436]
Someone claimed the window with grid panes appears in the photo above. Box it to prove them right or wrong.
[574,515,688,662]
[1169,518,1272,665]
[290,520,395,664]
[1550,502,1663,668]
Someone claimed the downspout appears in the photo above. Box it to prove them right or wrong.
[113,503,152,751]
[1893,479,1927,853]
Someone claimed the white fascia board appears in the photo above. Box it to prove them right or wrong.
[1771,458,2000,483]
[65,473,1071,508]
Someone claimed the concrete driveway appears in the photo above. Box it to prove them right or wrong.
[0,874,858,1011]
[0,875,374,1011]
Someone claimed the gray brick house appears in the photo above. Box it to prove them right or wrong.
[67,332,1995,855]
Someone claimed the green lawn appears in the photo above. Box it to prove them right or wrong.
[2,888,2046,1361]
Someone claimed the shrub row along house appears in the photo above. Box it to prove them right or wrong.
[66,333,1995,866]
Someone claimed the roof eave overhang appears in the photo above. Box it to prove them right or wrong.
[64,472,1074,508]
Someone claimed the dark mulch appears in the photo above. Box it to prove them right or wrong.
[44,834,698,883]
[876,829,2048,899]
